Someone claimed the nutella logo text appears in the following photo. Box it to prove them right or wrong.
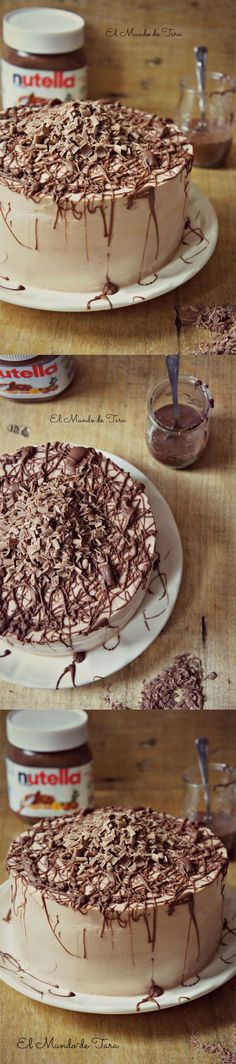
[0,362,58,380]
[18,769,81,786]
[13,72,76,90]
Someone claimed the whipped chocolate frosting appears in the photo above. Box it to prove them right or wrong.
[0,443,156,646]
[7,807,228,916]
[0,100,193,206]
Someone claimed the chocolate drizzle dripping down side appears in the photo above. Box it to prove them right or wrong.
[56,652,86,690]
[182,894,200,982]
[2,908,12,923]
[180,217,208,266]
[87,274,119,311]
[0,202,34,252]
[131,188,159,284]
[0,947,71,997]
[138,273,158,287]
[0,273,25,292]
[35,218,39,251]
[136,979,164,1011]
[41,893,83,958]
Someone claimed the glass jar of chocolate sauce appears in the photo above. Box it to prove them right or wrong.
[175,72,235,167]
[146,374,213,469]
[181,762,236,858]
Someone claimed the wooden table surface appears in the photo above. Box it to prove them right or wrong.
[0,709,235,1064]
[0,0,235,355]
[0,352,235,711]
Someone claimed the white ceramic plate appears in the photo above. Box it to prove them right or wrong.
[0,452,182,690]
[0,882,235,1014]
[0,184,217,311]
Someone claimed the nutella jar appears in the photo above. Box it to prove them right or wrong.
[0,354,75,400]
[2,8,87,109]
[6,710,94,820]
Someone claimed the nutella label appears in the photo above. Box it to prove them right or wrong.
[2,61,87,109]
[6,758,94,817]
[0,355,75,400]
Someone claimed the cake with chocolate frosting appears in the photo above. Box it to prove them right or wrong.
[7,807,228,997]
[0,443,156,654]
[0,100,193,296]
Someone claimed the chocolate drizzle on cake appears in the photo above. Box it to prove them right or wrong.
[7,808,228,917]
[0,101,193,206]
[0,443,156,648]
[55,651,86,690]
[6,808,228,1000]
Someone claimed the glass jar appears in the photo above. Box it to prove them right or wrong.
[181,762,236,857]
[175,72,235,167]
[146,374,212,469]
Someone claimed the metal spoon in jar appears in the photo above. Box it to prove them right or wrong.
[165,353,180,427]
[194,45,208,130]
[195,736,212,824]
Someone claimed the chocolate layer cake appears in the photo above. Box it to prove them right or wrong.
[0,100,193,294]
[7,808,228,996]
[0,443,156,654]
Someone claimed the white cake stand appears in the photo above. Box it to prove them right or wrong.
[0,881,235,1014]
[0,453,183,690]
[0,185,217,311]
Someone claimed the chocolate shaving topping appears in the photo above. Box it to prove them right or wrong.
[0,100,193,208]
[179,304,236,356]
[0,443,156,646]
[7,808,228,916]
[140,654,205,710]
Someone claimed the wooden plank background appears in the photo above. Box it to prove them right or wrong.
[0,0,235,355]
[0,352,235,711]
[0,708,235,1064]
[2,0,236,109]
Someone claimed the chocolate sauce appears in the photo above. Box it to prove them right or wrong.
[154,402,203,431]
[188,120,232,167]
[148,403,207,468]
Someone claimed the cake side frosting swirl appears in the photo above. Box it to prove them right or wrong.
[7,808,228,916]
[0,100,193,206]
[0,443,156,645]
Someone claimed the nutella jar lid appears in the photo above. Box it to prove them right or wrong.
[0,355,50,362]
[3,8,85,56]
[7,710,88,752]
